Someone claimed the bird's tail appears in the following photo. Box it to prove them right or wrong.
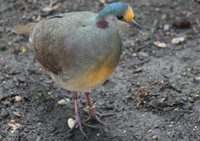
[11,22,36,38]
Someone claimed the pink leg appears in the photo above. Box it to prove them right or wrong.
[84,92,114,125]
[67,93,88,138]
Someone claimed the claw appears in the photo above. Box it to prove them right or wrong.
[84,92,115,126]
[67,118,88,138]
[85,114,106,126]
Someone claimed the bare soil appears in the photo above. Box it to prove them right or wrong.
[0,0,200,141]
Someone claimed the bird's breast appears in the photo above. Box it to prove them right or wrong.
[73,55,118,91]
[61,27,122,92]
[56,49,120,92]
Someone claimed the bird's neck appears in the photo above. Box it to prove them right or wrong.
[95,8,110,29]
[95,3,126,29]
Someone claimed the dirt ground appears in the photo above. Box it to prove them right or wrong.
[0,0,200,141]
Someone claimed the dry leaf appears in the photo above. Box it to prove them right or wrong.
[21,46,27,54]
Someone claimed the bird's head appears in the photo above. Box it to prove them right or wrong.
[95,2,141,29]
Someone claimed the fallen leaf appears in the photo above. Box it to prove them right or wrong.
[21,46,27,54]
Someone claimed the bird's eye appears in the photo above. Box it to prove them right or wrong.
[117,15,123,20]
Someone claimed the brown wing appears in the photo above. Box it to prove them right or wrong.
[30,19,72,75]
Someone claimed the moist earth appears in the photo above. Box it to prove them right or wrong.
[0,0,200,141]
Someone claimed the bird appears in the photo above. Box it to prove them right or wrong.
[26,2,141,138]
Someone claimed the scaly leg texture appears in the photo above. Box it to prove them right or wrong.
[84,92,114,125]
[67,93,88,138]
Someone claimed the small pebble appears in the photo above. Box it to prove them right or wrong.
[153,41,167,48]
[15,96,22,102]
[99,0,105,4]
[0,45,7,51]
[155,7,160,11]
[161,14,167,20]
[194,76,200,83]
[152,135,158,140]
[163,24,170,31]
[171,37,185,44]
[138,51,149,58]
[67,118,76,129]
[57,99,67,105]
[147,129,152,133]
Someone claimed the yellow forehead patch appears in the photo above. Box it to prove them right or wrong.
[123,6,135,22]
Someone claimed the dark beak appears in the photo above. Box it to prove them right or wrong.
[131,20,142,30]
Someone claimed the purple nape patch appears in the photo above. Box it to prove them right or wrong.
[96,20,109,29]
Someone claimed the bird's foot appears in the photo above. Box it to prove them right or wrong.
[67,93,97,138]
[84,92,115,126]
[67,115,88,138]
[84,105,115,126]
[67,112,100,139]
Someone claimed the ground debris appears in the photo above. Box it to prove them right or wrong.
[153,41,167,48]
[15,95,22,102]
[11,23,36,38]
[12,111,22,117]
[57,98,68,105]
[172,18,191,29]
[136,87,150,108]
[171,37,185,44]
[67,118,76,129]
[42,1,60,12]
[194,76,200,83]
[7,120,22,133]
